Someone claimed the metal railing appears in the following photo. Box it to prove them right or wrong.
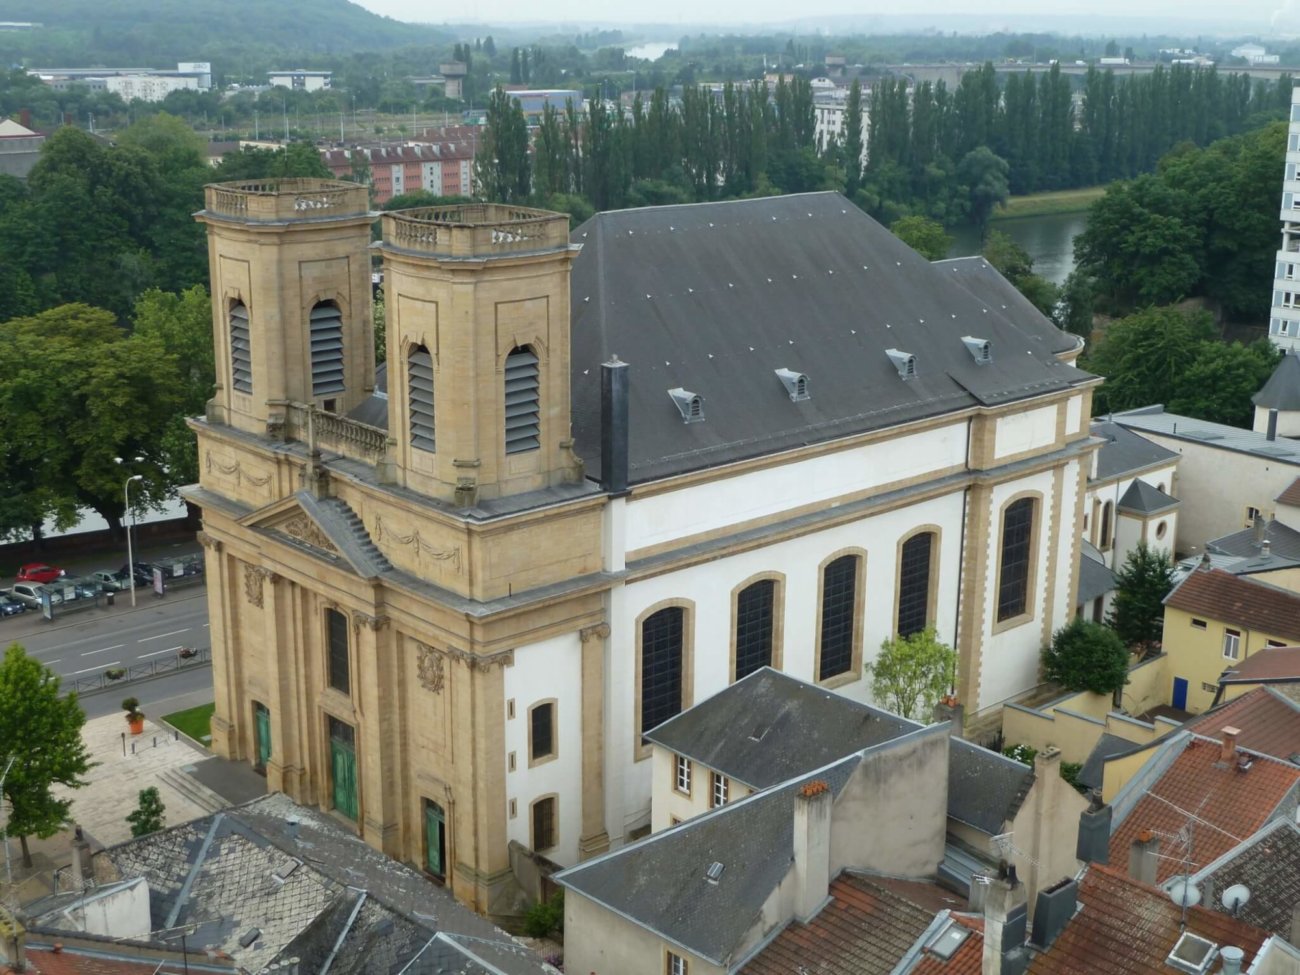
[68,646,211,696]
[204,179,370,222]
[382,203,570,259]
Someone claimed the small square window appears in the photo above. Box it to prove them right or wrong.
[1223,629,1242,661]
[667,951,688,975]
[711,772,729,809]
[1191,619,1207,630]
[675,754,692,795]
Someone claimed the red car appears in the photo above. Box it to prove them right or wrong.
[16,563,64,584]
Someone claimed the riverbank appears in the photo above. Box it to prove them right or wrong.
[996,186,1107,220]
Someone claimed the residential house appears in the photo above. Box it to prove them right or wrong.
[1215,647,1300,706]
[320,127,479,205]
[186,183,1096,912]
[0,116,45,178]
[1253,353,1300,435]
[1190,817,1300,942]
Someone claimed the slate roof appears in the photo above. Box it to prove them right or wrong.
[569,193,1092,484]
[1163,567,1300,642]
[643,667,1035,836]
[1113,407,1300,467]
[555,753,862,966]
[1108,736,1300,883]
[1116,478,1178,514]
[940,257,1081,358]
[1183,686,1300,760]
[1026,864,1270,975]
[1077,733,1135,792]
[1253,351,1300,410]
[740,873,959,975]
[1076,548,1116,605]
[1089,420,1179,481]
[1278,476,1300,507]
[1192,817,1300,938]
[91,794,544,975]
[1209,518,1300,562]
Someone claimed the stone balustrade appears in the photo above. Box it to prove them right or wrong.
[382,203,570,259]
[204,179,370,222]
[281,402,388,463]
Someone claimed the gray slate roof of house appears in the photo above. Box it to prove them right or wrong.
[1253,352,1300,411]
[1113,407,1300,467]
[1209,519,1300,562]
[1077,548,1117,605]
[643,667,1034,836]
[555,753,862,966]
[1090,420,1179,481]
[1078,733,1137,791]
[939,256,1083,358]
[96,793,544,975]
[1191,817,1300,937]
[569,192,1092,484]
[1117,479,1179,515]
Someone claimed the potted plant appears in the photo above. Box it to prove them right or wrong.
[122,697,145,735]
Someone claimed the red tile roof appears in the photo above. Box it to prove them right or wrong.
[1028,864,1269,975]
[741,873,965,974]
[1183,686,1300,760]
[910,914,984,975]
[1218,645,1300,685]
[1164,568,1300,642]
[8,948,192,975]
[1277,476,1300,507]
[1109,737,1300,884]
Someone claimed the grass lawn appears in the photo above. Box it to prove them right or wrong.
[997,186,1107,219]
[161,703,215,744]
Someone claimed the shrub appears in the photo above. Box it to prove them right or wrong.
[523,891,564,938]
[1042,618,1129,695]
[1003,743,1038,765]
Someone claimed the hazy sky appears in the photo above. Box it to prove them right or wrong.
[352,0,1293,32]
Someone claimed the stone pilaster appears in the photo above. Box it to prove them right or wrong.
[578,623,610,860]
[354,612,401,857]
[957,483,994,713]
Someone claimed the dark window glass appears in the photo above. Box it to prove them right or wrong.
[819,556,859,680]
[997,498,1036,622]
[1100,501,1113,549]
[734,580,775,681]
[327,608,350,694]
[897,532,934,637]
[641,607,684,735]
[532,796,556,851]
[531,702,554,761]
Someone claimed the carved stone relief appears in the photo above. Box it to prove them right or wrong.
[279,514,338,554]
[374,515,461,573]
[204,451,272,488]
[415,642,446,694]
[242,565,279,608]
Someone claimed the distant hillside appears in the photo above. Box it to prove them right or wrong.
[0,0,448,71]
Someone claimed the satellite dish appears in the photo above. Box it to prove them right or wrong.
[1222,884,1252,914]
[1168,876,1202,908]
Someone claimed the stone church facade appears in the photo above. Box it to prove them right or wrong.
[186,179,1097,913]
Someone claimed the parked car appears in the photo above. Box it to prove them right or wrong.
[90,570,127,592]
[16,563,64,584]
[119,563,157,588]
[0,595,25,617]
[9,583,61,609]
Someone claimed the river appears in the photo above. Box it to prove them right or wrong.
[946,210,1089,286]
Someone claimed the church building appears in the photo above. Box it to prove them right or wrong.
[185,180,1097,913]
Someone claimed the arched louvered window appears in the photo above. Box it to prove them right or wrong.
[310,301,345,397]
[505,346,540,454]
[408,345,435,452]
[229,301,252,394]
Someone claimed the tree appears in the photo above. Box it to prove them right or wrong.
[127,786,166,837]
[474,87,531,204]
[983,231,1058,317]
[1167,340,1282,428]
[0,644,92,866]
[214,143,331,181]
[1041,618,1129,695]
[957,146,1010,237]
[891,215,952,261]
[866,628,957,720]
[1084,306,1217,416]
[1107,542,1175,649]
[842,79,864,196]
[1056,270,1096,337]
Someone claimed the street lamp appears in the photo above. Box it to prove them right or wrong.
[116,456,145,607]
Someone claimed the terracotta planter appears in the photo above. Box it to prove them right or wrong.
[128,716,145,735]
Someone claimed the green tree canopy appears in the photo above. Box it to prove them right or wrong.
[982,230,1059,317]
[214,143,331,181]
[1084,306,1218,416]
[127,786,166,837]
[1042,618,1129,695]
[957,146,1010,235]
[1166,338,1282,429]
[891,215,952,261]
[1107,541,1175,650]
[866,628,957,720]
[0,644,92,866]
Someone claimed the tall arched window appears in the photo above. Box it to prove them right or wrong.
[1099,500,1113,551]
[997,498,1037,623]
[818,554,862,681]
[408,344,435,451]
[897,531,936,637]
[734,579,776,681]
[641,606,685,737]
[229,300,252,394]
[505,346,540,454]
[310,300,345,396]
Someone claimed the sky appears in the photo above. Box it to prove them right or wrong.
[352,0,1294,33]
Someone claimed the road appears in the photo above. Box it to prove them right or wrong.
[0,588,215,719]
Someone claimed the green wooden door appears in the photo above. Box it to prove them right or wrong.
[254,703,271,769]
[329,718,358,821]
[424,800,446,879]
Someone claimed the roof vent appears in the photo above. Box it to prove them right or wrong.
[239,928,262,949]
[924,918,972,960]
[1166,932,1218,975]
[774,368,810,401]
[886,348,917,380]
[705,861,725,885]
[668,387,704,423]
[962,335,992,365]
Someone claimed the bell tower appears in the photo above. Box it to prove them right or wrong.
[378,204,581,504]
[196,179,375,438]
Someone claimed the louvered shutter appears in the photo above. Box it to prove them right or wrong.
[230,302,252,394]
[310,303,345,396]
[504,348,540,454]
[409,346,435,451]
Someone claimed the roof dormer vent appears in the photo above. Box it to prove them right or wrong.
[705,861,725,885]
[886,348,917,380]
[962,335,992,365]
[774,368,810,402]
[668,387,705,423]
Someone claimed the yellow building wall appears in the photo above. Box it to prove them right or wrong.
[1161,606,1295,715]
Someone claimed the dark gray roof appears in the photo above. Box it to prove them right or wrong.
[1117,479,1179,514]
[347,360,389,428]
[1078,733,1137,791]
[1209,519,1300,562]
[555,754,861,966]
[1253,352,1300,410]
[569,193,1092,484]
[947,739,1035,834]
[1077,550,1117,605]
[1192,818,1300,937]
[1113,407,1300,467]
[1090,420,1179,481]
[643,667,916,788]
[939,256,1081,359]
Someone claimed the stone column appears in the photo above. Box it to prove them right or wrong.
[199,532,236,759]
[578,623,610,860]
[257,568,297,799]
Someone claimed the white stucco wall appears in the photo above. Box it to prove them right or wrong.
[1083,464,1178,568]
[994,404,1059,460]
[503,631,583,865]
[650,746,753,833]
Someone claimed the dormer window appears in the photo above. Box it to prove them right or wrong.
[961,335,992,364]
[668,387,704,423]
[774,368,810,401]
[886,348,917,379]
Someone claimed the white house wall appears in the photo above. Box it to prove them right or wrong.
[995,405,1059,460]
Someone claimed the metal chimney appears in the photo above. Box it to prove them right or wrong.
[1268,409,1279,442]
[1220,945,1244,975]
[600,356,629,495]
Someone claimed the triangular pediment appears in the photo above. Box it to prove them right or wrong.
[239,492,390,579]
